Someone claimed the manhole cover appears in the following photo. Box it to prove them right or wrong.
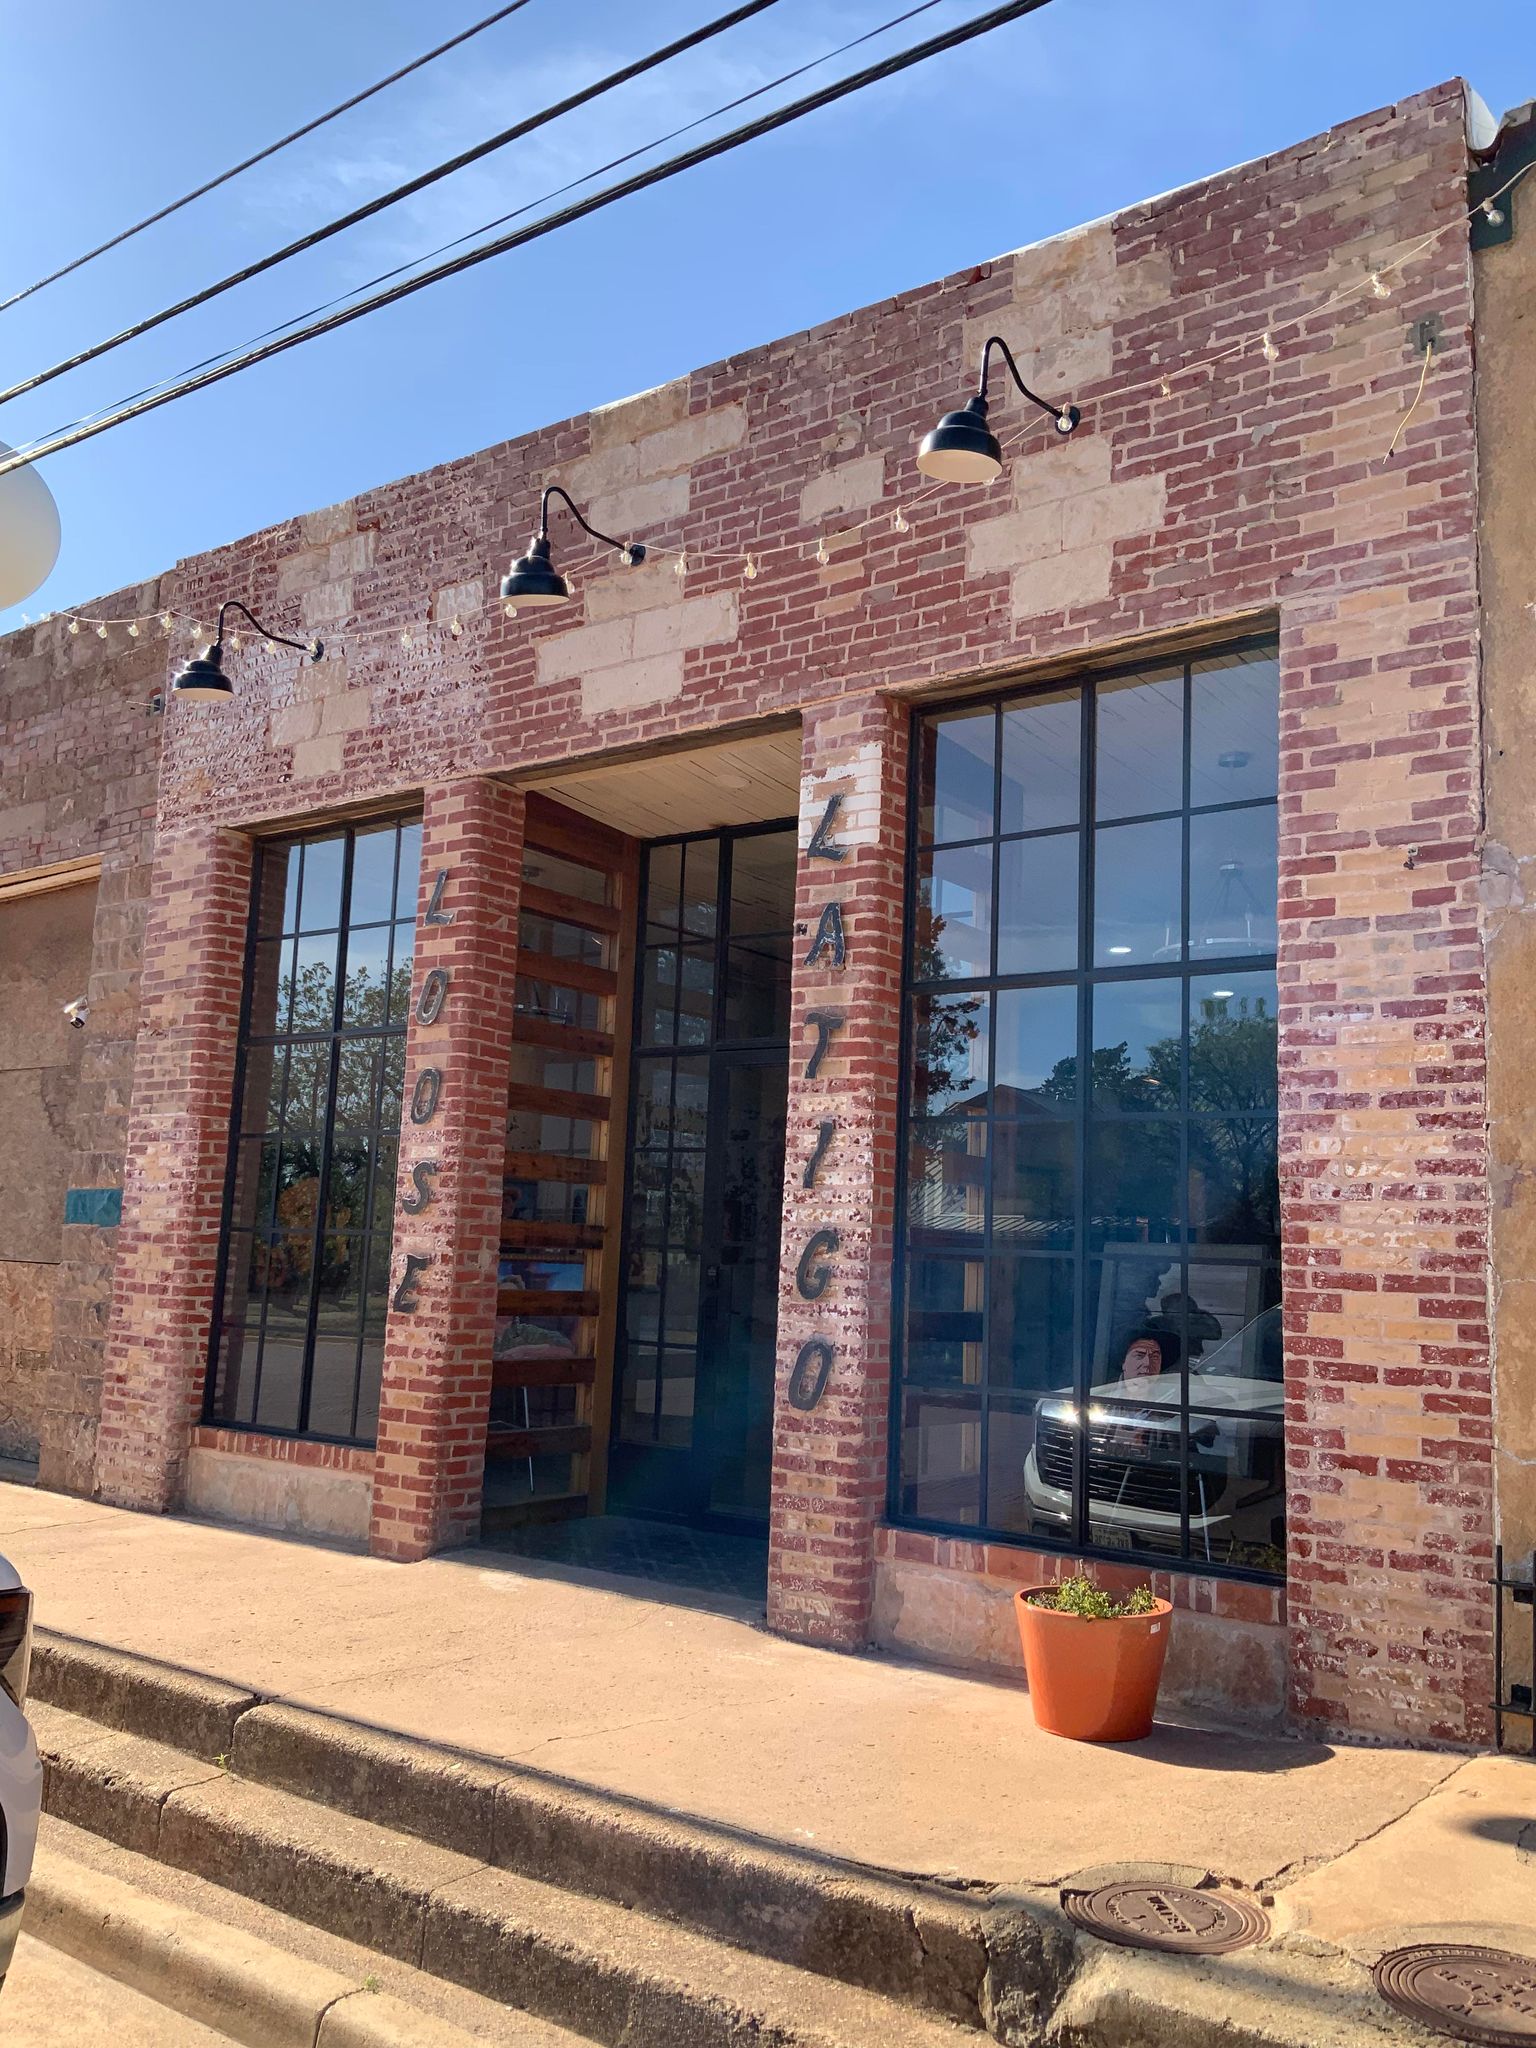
[1374,1945,1536,2044]
[1062,1881,1269,1955]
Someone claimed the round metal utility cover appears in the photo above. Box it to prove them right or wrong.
[1373,1945,1536,2044]
[1062,1881,1269,1955]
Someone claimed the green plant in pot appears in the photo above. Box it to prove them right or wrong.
[1014,1575,1172,1742]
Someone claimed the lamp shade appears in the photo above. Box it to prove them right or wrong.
[499,534,570,608]
[916,398,1003,483]
[0,441,61,610]
[172,643,233,701]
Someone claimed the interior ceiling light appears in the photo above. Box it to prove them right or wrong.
[501,485,646,612]
[172,600,322,702]
[917,335,1081,483]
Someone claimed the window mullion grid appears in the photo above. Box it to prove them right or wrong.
[1073,681,1095,1560]
[978,704,1004,1529]
[296,828,355,1438]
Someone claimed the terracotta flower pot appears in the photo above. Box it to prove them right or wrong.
[1014,1587,1173,1743]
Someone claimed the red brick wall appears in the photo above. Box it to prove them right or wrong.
[95,826,252,1511]
[79,82,1486,1737]
[371,780,525,1560]
[0,582,168,1490]
[769,696,908,1645]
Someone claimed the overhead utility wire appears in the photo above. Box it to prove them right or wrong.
[22,0,948,452]
[0,2,542,317]
[0,0,1052,479]
[0,0,786,409]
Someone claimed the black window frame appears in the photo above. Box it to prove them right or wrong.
[891,634,1284,1586]
[203,811,423,1446]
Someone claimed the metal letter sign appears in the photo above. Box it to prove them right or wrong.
[392,1252,432,1313]
[400,1159,440,1215]
[803,901,846,969]
[409,1067,442,1124]
[416,967,451,1026]
[802,1119,836,1191]
[796,1229,840,1302]
[424,868,456,925]
[806,793,848,863]
[788,1339,835,1411]
[803,1009,845,1081]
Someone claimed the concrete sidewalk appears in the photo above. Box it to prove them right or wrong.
[3,1482,1533,1976]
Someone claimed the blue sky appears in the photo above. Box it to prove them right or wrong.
[3,0,1534,629]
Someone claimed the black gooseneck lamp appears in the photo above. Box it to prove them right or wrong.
[501,484,646,611]
[917,335,1081,483]
[172,600,323,702]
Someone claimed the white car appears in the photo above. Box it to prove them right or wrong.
[0,1559,39,1990]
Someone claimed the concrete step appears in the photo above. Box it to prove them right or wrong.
[31,1629,1052,2034]
[31,1698,992,2048]
[28,1812,591,2047]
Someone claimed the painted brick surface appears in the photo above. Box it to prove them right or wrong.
[14,82,1488,1738]
[371,779,525,1561]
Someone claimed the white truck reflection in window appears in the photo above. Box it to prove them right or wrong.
[1024,1306,1284,1571]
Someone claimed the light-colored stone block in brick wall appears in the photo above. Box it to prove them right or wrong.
[1060,472,1168,551]
[1011,431,1112,509]
[318,689,372,738]
[966,502,1063,578]
[432,578,482,625]
[634,403,747,479]
[583,558,678,623]
[290,733,347,781]
[585,471,690,540]
[580,650,685,719]
[799,452,887,526]
[550,440,640,503]
[535,613,634,685]
[587,377,688,454]
[268,700,322,748]
[186,1445,370,1545]
[631,590,739,660]
[1010,543,1114,621]
[300,501,357,547]
[300,581,353,630]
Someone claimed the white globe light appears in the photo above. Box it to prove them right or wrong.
[0,444,61,611]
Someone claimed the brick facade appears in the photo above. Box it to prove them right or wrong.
[371,779,524,1561]
[769,695,908,1645]
[0,81,1498,1741]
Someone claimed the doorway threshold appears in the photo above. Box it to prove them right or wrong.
[479,1512,768,1607]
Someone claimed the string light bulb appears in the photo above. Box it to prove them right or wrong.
[160,612,173,633]
[127,621,139,637]
[231,633,243,652]
[450,616,463,637]
[503,601,517,619]
[68,619,79,635]
[814,538,830,566]
[400,629,413,649]
[892,507,910,533]
[674,548,689,580]
[95,622,107,639]
[1483,199,1505,226]
[743,554,758,580]
[1160,377,1172,399]
[1369,271,1392,299]
[1261,331,1280,364]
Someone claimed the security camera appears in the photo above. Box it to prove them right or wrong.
[63,997,89,1031]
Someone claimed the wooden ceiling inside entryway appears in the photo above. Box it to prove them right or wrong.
[519,724,803,840]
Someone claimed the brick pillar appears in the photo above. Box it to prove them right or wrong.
[369,779,524,1562]
[95,826,253,1512]
[768,694,908,1647]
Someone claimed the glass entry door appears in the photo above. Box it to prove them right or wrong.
[612,824,795,1530]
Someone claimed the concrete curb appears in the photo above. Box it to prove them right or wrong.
[32,1627,1018,2027]
[26,1850,498,2048]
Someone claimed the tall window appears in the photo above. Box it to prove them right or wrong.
[897,644,1282,1578]
[206,816,422,1443]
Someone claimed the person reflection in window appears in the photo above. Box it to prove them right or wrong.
[1114,1326,1180,1384]
[1151,1289,1223,1363]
